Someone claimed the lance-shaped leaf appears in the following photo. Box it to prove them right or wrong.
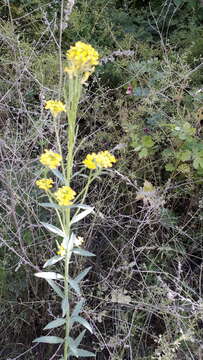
[43,255,64,268]
[67,333,95,359]
[51,168,65,183]
[61,297,69,317]
[76,349,96,357]
[33,336,64,344]
[75,204,94,210]
[68,268,91,295]
[62,232,76,251]
[41,222,65,238]
[43,318,66,330]
[72,299,85,318]
[39,203,65,209]
[70,316,93,333]
[75,330,86,347]
[71,207,94,225]
[67,336,79,357]
[69,278,81,295]
[75,267,91,283]
[47,279,64,299]
[72,248,95,257]
[34,272,63,280]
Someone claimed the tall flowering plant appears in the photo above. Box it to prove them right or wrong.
[33,42,117,359]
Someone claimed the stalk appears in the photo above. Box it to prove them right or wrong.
[63,209,71,360]
[63,75,82,360]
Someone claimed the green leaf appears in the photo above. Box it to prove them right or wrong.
[193,158,200,169]
[76,204,94,210]
[142,135,154,148]
[43,318,66,330]
[173,0,182,5]
[47,279,64,298]
[133,145,142,151]
[39,203,66,209]
[199,158,203,168]
[76,349,96,357]
[71,208,94,225]
[34,272,63,280]
[69,278,81,295]
[41,222,65,238]
[139,148,148,158]
[43,255,64,268]
[75,267,91,283]
[61,298,69,317]
[70,316,93,333]
[75,330,86,347]
[177,150,191,162]
[72,248,95,257]
[134,87,150,97]
[67,337,79,357]
[165,163,175,172]
[33,336,64,344]
[62,232,76,251]
[51,168,65,183]
[72,299,85,318]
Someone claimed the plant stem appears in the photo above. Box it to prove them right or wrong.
[63,75,81,360]
[63,208,71,360]
[66,76,81,185]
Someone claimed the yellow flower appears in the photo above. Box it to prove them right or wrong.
[45,100,66,117]
[39,149,62,169]
[82,152,98,169]
[83,150,117,170]
[54,186,76,206]
[65,41,99,78]
[57,244,66,256]
[96,150,117,168]
[36,178,54,191]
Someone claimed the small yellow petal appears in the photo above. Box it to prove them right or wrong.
[45,100,66,117]
[36,178,54,191]
[39,149,62,169]
[54,186,76,206]
[83,151,116,170]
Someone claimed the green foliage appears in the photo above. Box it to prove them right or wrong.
[1,0,203,359]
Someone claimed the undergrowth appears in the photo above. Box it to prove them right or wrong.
[0,0,203,359]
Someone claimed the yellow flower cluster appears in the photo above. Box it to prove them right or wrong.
[54,186,76,206]
[36,178,54,191]
[57,244,66,256]
[64,41,99,82]
[45,100,66,117]
[83,150,117,170]
[40,149,62,169]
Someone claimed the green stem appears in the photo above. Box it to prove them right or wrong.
[58,0,64,98]
[63,75,82,360]
[64,208,71,360]
[66,76,81,185]
[53,116,65,177]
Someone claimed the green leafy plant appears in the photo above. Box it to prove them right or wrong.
[33,41,117,359]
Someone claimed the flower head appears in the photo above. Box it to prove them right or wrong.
[83,150,117,170]
[57,244,66,256]
[45,100,66,117]
[36,178,54,191]
[39,149,62,169]
[96,151,117,168]
[54,186,76,206]
[82,152,98,170]
[65,41,99,81]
